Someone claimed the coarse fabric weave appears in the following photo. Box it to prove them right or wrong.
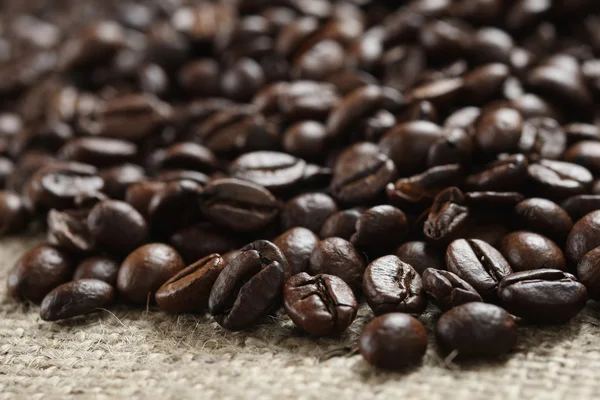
[1,235,600,400]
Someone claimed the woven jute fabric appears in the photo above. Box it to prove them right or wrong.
[1,236,600,399]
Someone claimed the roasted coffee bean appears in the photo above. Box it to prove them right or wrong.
[566,211,600,264]
[466,154,529,192]
[462,63,510,104]
[201,178,279,233]
[560,195,600,223]
[283,273,357,336]
[156,254,225,313]
[424,187,470,244]
[7,243,73,303]
[209,240,289,331]
[221,58,265,102]
[513,198,573,242]
[444,106,480,130]
[380,121,444,177]
[427,128,473,168]
[266,81,339,121]
[330,142,396,205]
[274,227,319,276]
[422,269,482,311]
[475,107,523,156]
[446,239,512,298]
[564,141,600,176]
[564,123,600,144]
[58,137,138,168]
[395,241,445,275]
[308,237,366,293]
[59,21,125,70]
[99,164,146,200]
[359,313,428,370]
[117,243,185,305]
[156,170,210,186]
[0,191,28,235]
[464,192,525,220]
[363,255,426,316]
[40,279,115,321]
[158,142,218,173]
[170,223,240,265]
[230,151,307,193]
[407,78,464,111]
[397,100,438,124]
[125,180,166,217]
[351,205,408,255]
[498,269,587,323]
[435,302,517,359]
[178,59,222,98]
[527,160,593,201]
[517,117,566,160]
[148,180,204,237]
[500,231,566,272]
[87,200,148,254]
[0,157,14,187]
[24,162,104,211]
[282,121,327,159]
[470,27,513,64]
[319,209,362,240]
[47,209,94,253]
[280,193,337,233]
[73,256,120,286]
[577,247,600,300]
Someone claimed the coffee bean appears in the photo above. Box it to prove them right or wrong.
[200,178,279,233]
[47,209,95,253]
[58,137,138,168]
[331,142,396,204]
[274,227,319,276]
[283,273,357,336]
[73,256,119,286]
[466,154,529,192]
[148,180,204,237]
[560,195,600,223]
[564,141,600,176]
[470,27,513,64]
[274,81,340,121]
[221,58,265,102]
[280,193,338,233]
[444,106,480,130]
[517,117,566,161]
[59,21,125,70]
[292,40,345,81]
[158,142,218,174]
[359,313,428,369]
[117,243,185,305]
[422,269,482,311]
[169,223,240,265]
[178,59,221,98]
[7,243,73,303]
[395,241,445,275]
[424,187,470,244]
[156,253,225,313]
[99,164,146,200]
[308,237,366,293]
[407,78,464,112]
[513,198,573,242]
[564,123,600,144]
[566,211,600,264]
[125,180,166,217]
[209,240,289,330]
[282,121,327,159]
[319,209,362,240]
[40,279,115,321]
[527,160,593,201]
[475,107,523,156]
[363,255,427,315]
[462,63,510,104]
[577,247,600,300]
[446,239,512,298]
[427,128,473,168]
[351,205,408,255]
[500,231,566,272]
[87,200,148,254]
[230,151,308,193]
[0,191,28,235]
[435,302,516,358]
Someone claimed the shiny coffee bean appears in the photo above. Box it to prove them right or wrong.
[564,124,600,144]
[395,241,445,275]
[0,191,28,235]
[475,107,523,156]
[498,269,587,323]
[359,313,428,370]
[209,240,289,331]
[274,227,319,276]
[518,117,566,160]
[99,164,146,199]
[561,195,600,222]
[47,209,95,253]
[40,279,115,321]
[282,121,327,159]
[125,181,166,217]
[7,243,73,303]
[319,209,362,240]
[58,137,138,167]
[564,141,600,176]
[422,269,482,311]
[229,151,307,193]
[351,205,408,255]
[577,247,600,300]
[500,231,566,272]
[363,255,427,316]
[87,200,148,254]
[156,254,225,313]
[159,142,218,174]
[308,237,366,293]
[148,180,204,237]
[424,187,470,244]
[513,198,573,242]
[435,302,517,358]
[427,128,473,168]
[283,273,357,336]
[280,193,338,234]
[466,154,529,192]
[446,239,512,298]
[73,256,120,286]
[566,211,600,264]
[117,243,185,305]
[527,160,593,201]
[169,223,240,265]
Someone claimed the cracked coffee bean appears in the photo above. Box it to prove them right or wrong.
[422,269,482,311]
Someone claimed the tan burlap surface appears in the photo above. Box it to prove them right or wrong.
[1,235,600,399]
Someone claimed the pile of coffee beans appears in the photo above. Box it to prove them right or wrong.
[4,0,600,370]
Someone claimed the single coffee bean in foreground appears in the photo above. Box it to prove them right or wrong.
[40,279,115,321]
[435,302,517,359]
[422,269,482,311]
[283,273,357,337]
[359,313,428,370]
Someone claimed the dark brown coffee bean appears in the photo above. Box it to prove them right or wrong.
[221,58,265,102]
[444,106,480,130]
[564,141,600,176]
[407,78,464,112]
[560,195,600,223]
[47,209,95,253]
[319,209,362,240]
[396,100,438,124]
[98,163,146,200]
[59,21,125,70]
[308,237,366,293]
[475,107,523,156]
[422,269,482,311]
[363,255,427,316]
[117,243,185,305]
[351,205,408,255]
[424,187,470,244]
[40,279,115,321]
[7,243,73,303]
[156,254,225,313]
[500,231,566,272]
[169,223,240,265]
[0,191,28,235]
[156,170,210,186]
[292,40,345,81]
[564,123,600,144]
[462,63,510,104]
[125,181,166,217]
[73,256,119,286]
[0,157,14,187]
[577,246,600,300]
[359,313,428,370]
[499,269,587,323]
[274,227,319,276]
[427,128,473,168]
[464,192,525,218]
[394,241,445,275]
[527,160,593,201]
[517,117,566,161]
[566,211,600,264]
[281,192,337,234]
[87,200,148,254]
[513,198,573,242]
[466,154,529,192]
[273,81,340,121]
[158,142,218,173]
[283,273,357,336]
[229,151,307,192]
[380,121,444,177]
[282,121,327,159]
[446,239,513,298]
[470,27,513,65]
[435,302,516,358]
[58,137,138,167]
[209,240,289,330]
[331,142,396,205]
[200,178,279,233]
[178,59,222,98]
[148,180,204,237]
